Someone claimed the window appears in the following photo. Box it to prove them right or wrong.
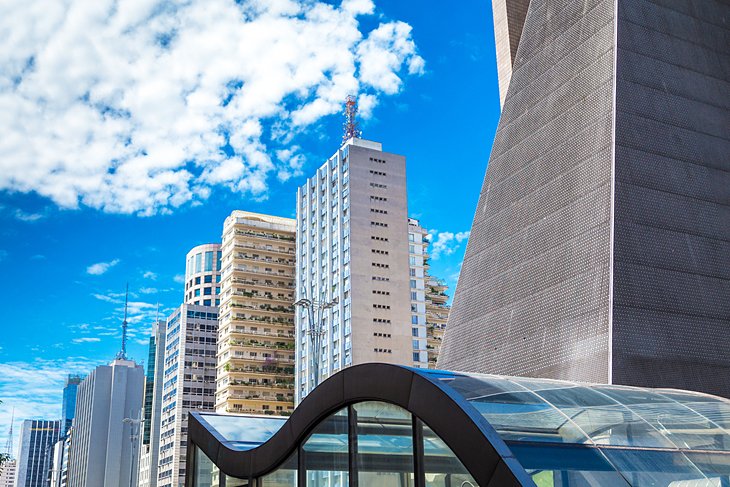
[195,253,202,273]
[303,408,349,485]
[204,251,213,272]
[195,277,201,285]
[204,275,213,283]
[194,289,201,297]
[203,299,211,306]
[204,288,212,295]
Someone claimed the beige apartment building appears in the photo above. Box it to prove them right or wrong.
[295,138,413,402]
[426,276,450,368]
[215,211,297,416]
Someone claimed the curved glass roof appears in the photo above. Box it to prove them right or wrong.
[422,369,730,485]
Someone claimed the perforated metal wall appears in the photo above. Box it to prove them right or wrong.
[611,0,730,397]
[440,0,616,382]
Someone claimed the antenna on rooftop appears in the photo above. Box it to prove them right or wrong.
[4,407,14,457]
[342,95,361,143]
[116,283,129,360]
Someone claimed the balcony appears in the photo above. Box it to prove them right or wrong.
[228,339,295,351]
[234,253,294,268]
[232,242,295,256]
[230,278,293,290]
[232,266,295,279]
[222,363,294,376]
[231,314,294,326]
[230,328,294,340]
[226,393,294,403]
[234,229,296,242]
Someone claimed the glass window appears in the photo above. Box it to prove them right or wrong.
[217,251,222,271]
[195,253,202,273]
[193,446,215,487]
[204,287,212,295]
[303,408,349,486]
[422,423,478,487]
[260,450,297,486]
[195,277,201,285]
[203,299,211,306]
[355,401,414,487]
[205,251,214,272]
[194,289,201,297]
[204,275,213,283]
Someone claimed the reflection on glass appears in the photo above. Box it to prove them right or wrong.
[224,472,250,487]
[507,443,630,486]
[355,401,415,487]
[303,408,349,487]
[194,446,215,487]
[198,413,287,450]
[422,424,477,487]
[261,450,297,486]
[601,448,708,486]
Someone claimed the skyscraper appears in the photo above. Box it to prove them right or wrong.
[66,360,145,487]
[408,218,429,368]
[16,419,61,487]
[60,375,81,438]
[137,320,166,487]
[0,459,16,487]
[183,244,222,307]
[156,305,218,487]
[295,137,412,402]
[215,211,296,415]
[440,0,730,397]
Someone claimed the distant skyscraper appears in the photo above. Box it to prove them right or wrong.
[16,419,61,487]
[0,459,16,487]
[295,137,412,402]
[60,375,82,437]
[215,211,296,416]
[184,244,222,307]
[138,320,166,487]
[66,360,144,487]
[441,0,730,397]
[156,304,217,487]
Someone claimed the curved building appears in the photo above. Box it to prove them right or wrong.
[185,244,223,306]
[186,363,730,486]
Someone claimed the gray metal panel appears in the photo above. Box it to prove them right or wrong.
[612,0,730,397]
[440,0,616,382]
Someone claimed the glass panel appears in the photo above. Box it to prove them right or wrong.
[355,401,414,487]
[195,253,202,273]
[197,413,287,451]
[600,448,708,486]
[684,452,730,482]
[261,449,297,486]
[303,408,349,487]
[506,443,630,487]
[224,474,250,487]
[194,446,215,487]
[205,251,214,272]
[422,423,477,487]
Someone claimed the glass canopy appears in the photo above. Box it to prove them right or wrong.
[422,369,730,485]
[190,368,730,486]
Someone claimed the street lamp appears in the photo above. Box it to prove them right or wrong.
[123,417,144,487]
[294,295,338,391]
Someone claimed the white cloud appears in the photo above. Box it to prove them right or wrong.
[139,287,157,294]
[429,230,470,260]
[0,0,424,215]
[0,357,97,455]
[72,337,101,343]
[86,258,120,275]
[142,271,157,280]
[173,274,185,284]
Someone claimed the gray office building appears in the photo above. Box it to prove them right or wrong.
[16,419,61,487]
[440,0,730,397]
[66,359,145,487]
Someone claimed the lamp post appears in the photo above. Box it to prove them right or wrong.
[122,417,144,487]
[294,295,338,392]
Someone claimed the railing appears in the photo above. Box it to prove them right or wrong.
[227,393,294,403]
[231,278,293,290]
[232,267,295,278]
[228,339,295,351]
[233,242,295,255]
[230,328,294,339]
[234,229,296,242]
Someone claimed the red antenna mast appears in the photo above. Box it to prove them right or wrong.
[342,95,361,143]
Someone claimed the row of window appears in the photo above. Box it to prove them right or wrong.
[370,208,388,214]
[374,348,392,353]
[369,169,387,176]
[369,157,387,164]
[372,262,389,269]
[371,221,388,227]
[372,249,389,255]
[374,332,392,338]
[370,182,387,189]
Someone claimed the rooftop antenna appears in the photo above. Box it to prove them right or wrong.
[116,283,129,360]
[342,94,361,143]
[5,407,14,457]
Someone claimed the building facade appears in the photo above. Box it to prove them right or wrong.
[184,244,222,307]
[16,419,61,487]
[138,320,166,487]
[156,305,217,487]
[295,138,412,402]
[215,211,297,416]
[440,0,730,397]
[0,459,16,487]
[60,376,81,438]
[408,218,429,368]
[425,276,450,369]
[67,359,144,487]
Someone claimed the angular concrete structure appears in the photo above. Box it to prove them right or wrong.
[440,0,730,397]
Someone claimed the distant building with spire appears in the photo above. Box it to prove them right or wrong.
[0,409,16,487]
[67,285,145,487]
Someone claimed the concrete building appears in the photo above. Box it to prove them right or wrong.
[408,218,428,368]
[66,360,144,487]
[425,276,450,369]
[440,0,730,397]
[157,305,217,487]
[215,211,296,415]
[137,320,166,487]
[184,244,222,307]
[49,436,70,487]
[16,420,61,487]
[0,459,16,487]
[295,137,412,402]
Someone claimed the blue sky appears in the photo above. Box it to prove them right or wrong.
[0,0,501,452]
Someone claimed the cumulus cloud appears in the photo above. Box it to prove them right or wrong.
[429,230,470,260]
[86,258,120,275]
[0,0,424,215]
[173,274,185,284]
[142,271,157,280]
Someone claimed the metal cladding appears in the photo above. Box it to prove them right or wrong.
[440,0,730,398]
